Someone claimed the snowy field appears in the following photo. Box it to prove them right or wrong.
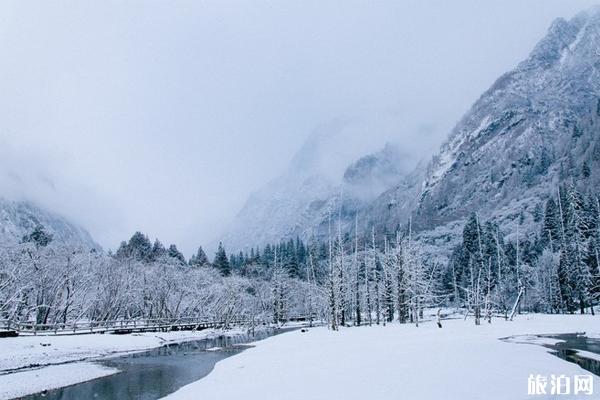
[0,327,251,400]
[163,315,600,400]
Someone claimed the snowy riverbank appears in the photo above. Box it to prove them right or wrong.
[0,326,262,400]
[163,314,600,400]
[0,328,244,372]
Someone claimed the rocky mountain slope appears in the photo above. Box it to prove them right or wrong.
[223,7,600,253]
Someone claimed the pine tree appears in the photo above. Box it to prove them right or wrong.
[151,239,167,260]
[213,242,231,276]
[285,239,300,278]
[263,244,273,268]
[127,232,152,261]
[558,248,574,313]
[167,244,186,265]
[189,246,209,266]
[231,251,239,269]
[296,237,306,266]
[115,241,129,258]
[463,213,481,256]
[541,198,561,251]
[564,185,593,313]
[238,251,246,271]
[271,251,288,324]
[22,225,53,247]
[254,246,261,263]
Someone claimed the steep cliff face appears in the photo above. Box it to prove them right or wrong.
[0,197,99,249]
[223,8,600,253]
[368,9,600,237]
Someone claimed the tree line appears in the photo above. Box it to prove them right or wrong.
[1,182,598,331]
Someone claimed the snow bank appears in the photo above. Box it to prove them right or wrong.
[163,315,599,400]
[0,362,118,400]
[502,334,566,346]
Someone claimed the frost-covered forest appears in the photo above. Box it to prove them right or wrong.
[0,227,321,328]
[1,182,598,330]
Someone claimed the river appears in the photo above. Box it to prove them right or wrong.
[18,327,299,400]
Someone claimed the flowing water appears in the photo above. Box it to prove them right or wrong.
[503,333,600,377]
[18,327,299,400]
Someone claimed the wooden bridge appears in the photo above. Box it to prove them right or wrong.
[0,315,314,337]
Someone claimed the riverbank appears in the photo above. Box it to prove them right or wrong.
[163,314,600,400]
[0,325,274,400]
[0,362,119,400]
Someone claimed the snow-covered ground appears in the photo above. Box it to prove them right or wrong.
[163,315,600,400]
[0,362,118,400]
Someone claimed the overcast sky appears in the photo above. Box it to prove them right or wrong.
[0,0,597,255]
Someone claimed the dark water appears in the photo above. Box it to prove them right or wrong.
[18,327,298,400]
[541,333,600,377]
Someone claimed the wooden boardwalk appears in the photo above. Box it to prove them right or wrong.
[0,315,313,337]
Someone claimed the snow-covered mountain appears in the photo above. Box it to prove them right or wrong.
[0,197,99,249]
[223,7,600,253]
[220,129,416,251]
[343,143,412,202]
